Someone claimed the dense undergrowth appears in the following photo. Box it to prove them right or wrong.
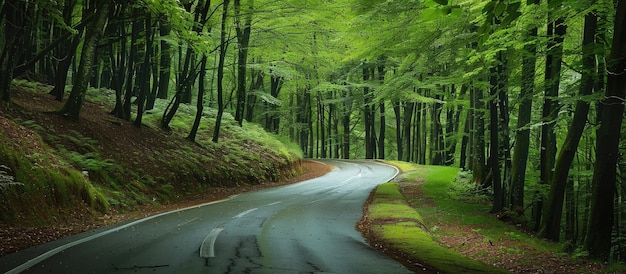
[0,80,302,225]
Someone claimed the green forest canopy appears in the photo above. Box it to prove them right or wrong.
[1,0,626,262]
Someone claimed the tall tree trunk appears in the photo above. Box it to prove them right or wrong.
[134,14,152,128]
[50,0,80,101]
[363,64,374,159]
[510,26,538,214]
[58,0,110,119]
[0,0,34,102]
[234,0,252,126]
[459,107,471,170]
[430,94,445,165]
[245,65,262,122]
[538,6,567,218]
[157,19,171,99]
[403,101,414,162]
[188,56,208,142]
[377,61,386,159]
[342,88,351,159]
[540,12,597,241]
[585,1,626,260]
[489,52,505,213]
[109,11,127,118]
[318,89,326,158]
[472,87,486,185]
[394,101,403,161]
[213,0,230,143]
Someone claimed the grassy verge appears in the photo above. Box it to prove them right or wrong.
[368,161,626,273]
[364,162,506,273]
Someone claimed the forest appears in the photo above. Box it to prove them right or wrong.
[0,0,625,263]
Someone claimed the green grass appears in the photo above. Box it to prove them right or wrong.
[371,161,610,272]
[414,165,561,253]
[367,176,506,273]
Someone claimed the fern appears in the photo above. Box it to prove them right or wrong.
[0,165,23,190]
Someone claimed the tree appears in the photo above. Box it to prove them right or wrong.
[58,0,110,119]
[234,0,253,126]
[538,0,567,224]
[212,0,231,143]
[585,0,626,260]
[510,16,538,215]
[540,9,598,241]
[0,0,35,102]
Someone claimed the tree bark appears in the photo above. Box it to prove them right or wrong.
[57,0,110,119]
[234,0,252,126]
[540,12,597,241]
[134,14,152,128]
[213,0,230,143]
[472,87,486,185]
[157,18,171,99]
[585,1,626,260]
[188,55,208,142]
[510,26,538,214]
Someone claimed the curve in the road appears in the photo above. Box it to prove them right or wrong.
[2,159,409,274]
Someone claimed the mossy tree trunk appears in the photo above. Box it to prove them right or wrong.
[58,0,110,119]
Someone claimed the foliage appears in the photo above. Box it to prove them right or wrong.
[0,165,23,190]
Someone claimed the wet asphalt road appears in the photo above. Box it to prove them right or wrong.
[1,159,411,274]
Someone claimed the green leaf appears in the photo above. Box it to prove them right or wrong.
[548,0,564,9]
[482,1,496,14]
[494,2,506,17]
[507,2,521,14]
[501,11,522,26]
[433,0,448,5]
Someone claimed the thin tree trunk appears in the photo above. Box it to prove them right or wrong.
[157,19,171,99]
[363,64,374,159]
[472,87,486,185]
[188,56,208,142]
[394,101,403,161]
[489,52,504,213]
[212,0,230,143]
[134,14,152,128]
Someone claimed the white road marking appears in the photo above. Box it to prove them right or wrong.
[267,201,282,206]
[233,208,258,218]
[199,227,224,258]
[178,217,200,227]
[5,197,233,274]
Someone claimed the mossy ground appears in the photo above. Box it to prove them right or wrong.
[363,175,505,273]
[362,161,619,273]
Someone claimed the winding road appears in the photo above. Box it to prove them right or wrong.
[1,160,411,273]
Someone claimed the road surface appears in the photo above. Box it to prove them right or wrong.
[1,159,411,273]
